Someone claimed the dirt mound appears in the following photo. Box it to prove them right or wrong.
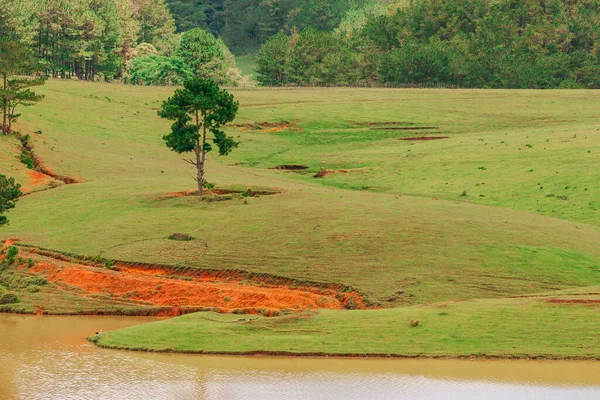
[271,165,308,171]
[401,137,449,141]
[15,247,367,316]
[231,121,301,133]
[162,187,280,199]
[314,169,349,178]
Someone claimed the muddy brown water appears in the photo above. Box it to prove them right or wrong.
[1,315,600,399]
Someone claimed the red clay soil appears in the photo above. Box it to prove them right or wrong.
[314,169,349,178]
[20,170,55,193]
[31,153,80,184]
[16,248,365,316]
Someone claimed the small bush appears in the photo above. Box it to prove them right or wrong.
[26,285,41,293]
[168,233,195,241]
[241,188,254,198]
[344,297,358,310]
[5,247,18,265]
[0,293,19,305]
[28,277,48,286]
[20,150,35,169]
[202,181,216,190]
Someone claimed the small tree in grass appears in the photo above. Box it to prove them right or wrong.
[0,174,21,226]
[159,77,239,195]
[0,39,44,135]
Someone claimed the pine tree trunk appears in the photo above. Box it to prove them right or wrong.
[2,74,7,135]
[195,110,207,196]
[199,113,208,194]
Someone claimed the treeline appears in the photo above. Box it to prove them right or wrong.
[165,0,370,53]
[0,0,243,85]
[0,0,176,81]
[257,0,600,88]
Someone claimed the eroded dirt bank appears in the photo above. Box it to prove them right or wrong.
[3,243,366,316]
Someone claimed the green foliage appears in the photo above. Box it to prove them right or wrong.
[166,0,370,54]
[4,247,18,265]
[252,0,600,88]
[159,77,239,192]
[365,0,600,88]
[26,285,40,293]
[124,55,192,86]
[19,149,35,170]
[0,175,21,226]
[379,38,452,85]
[256,28,379,86]
[0,292,19,305]
[255,33,291,86]
[0,0,176,81]
[0,40,44,134]
[177,28,224,78]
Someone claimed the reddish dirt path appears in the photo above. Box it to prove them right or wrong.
[16,247,365,316]
[20,170,55,193]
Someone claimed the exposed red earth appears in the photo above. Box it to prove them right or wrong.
[5,244,367,316]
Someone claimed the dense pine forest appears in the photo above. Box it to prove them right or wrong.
[2,0,600,88]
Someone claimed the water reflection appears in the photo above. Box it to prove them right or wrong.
[1,315,599,400]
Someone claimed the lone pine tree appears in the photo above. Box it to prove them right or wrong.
[159,77,239,195]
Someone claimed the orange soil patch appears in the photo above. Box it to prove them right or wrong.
[32,153,80,184]
[20,170,55,193]
[20,251,365,316]
[314,169,350,178]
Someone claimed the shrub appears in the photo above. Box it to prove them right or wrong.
[26,285,40,293]
[28,277,48,286]
[168,233,195,241]
[0,292,19,305]
[19,150,35,169]
[5,247,18,265]
[124,55,193,86]
[344,297,359,310]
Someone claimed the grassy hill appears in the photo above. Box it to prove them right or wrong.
[1,81,599,356]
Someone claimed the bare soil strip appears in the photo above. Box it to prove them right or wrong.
[401,137,449,141]
[8,244,367,316]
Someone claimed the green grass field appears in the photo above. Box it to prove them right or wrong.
[92,286,600,358]
[2,81,599,357]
